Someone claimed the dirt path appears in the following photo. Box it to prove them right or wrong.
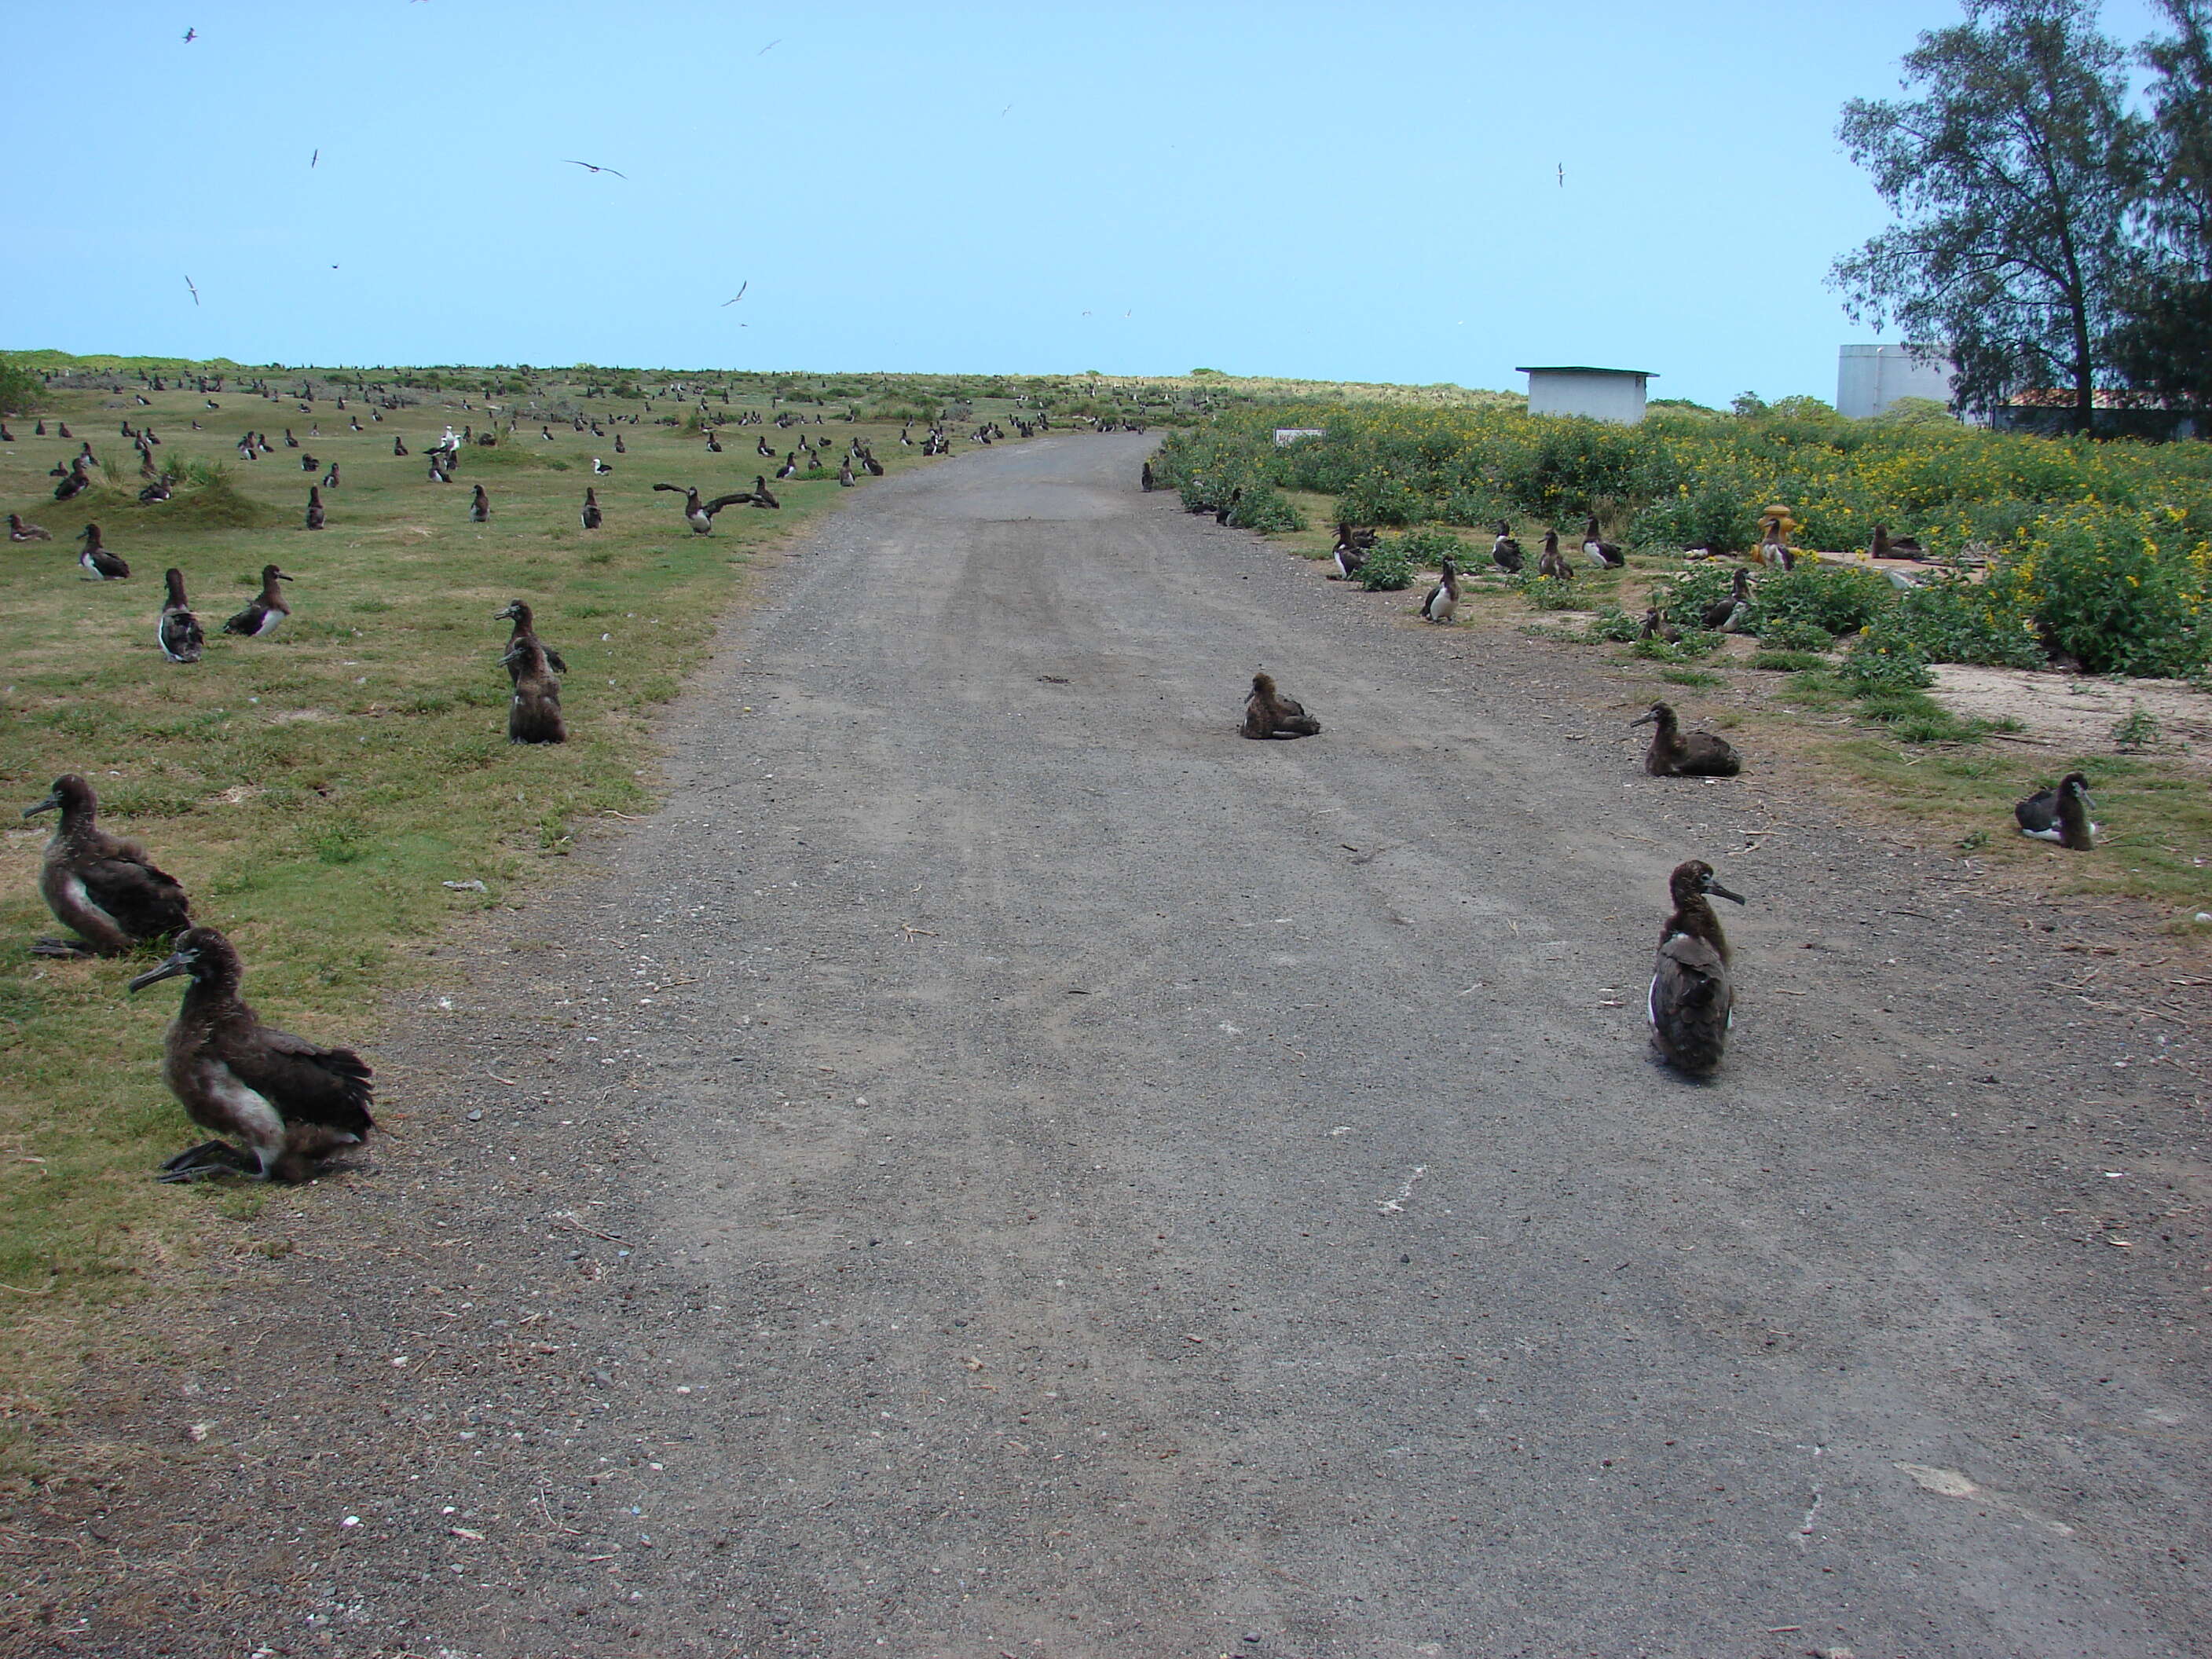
[13,434,2209,1659]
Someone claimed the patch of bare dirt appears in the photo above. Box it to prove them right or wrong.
[1931,665,2212,765]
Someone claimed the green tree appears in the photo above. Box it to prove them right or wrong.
[0,355,40,415]
[1830,0,2146,433]
[2111,0,2212,412]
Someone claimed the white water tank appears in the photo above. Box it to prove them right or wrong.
[1837,345,1956,419]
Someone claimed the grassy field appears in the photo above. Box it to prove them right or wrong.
[0,360,1080,1475]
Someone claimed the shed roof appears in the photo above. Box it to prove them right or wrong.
[1515,365,1657,378]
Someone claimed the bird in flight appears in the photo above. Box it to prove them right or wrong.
[184,275,200,306]
[183,27,196,42]
[310,148,319,167]
[721,281,749,307]
[759,38,781,54]
[1557,163,1565,188]
[1001,104,1013,117]
[563,159,628,178]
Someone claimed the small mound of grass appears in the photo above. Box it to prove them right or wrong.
[1659,668,1724,688]
[1749,649,1829,673]
[141,469,285,529]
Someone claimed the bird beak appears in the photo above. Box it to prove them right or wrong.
[1628,709,1657,727]
[22,793,59,818]
[273,571,294,581]
[127,951,194,991]
[1705,879,1746,906]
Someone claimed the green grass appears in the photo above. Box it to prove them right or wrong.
[1658,668,1725,688]
[1748,649,1830,673]
[0,367,1061,1470]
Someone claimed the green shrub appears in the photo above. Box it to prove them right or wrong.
[1515,574,1583,610]
[1758,617,1836,654]
[1749,649,1830,672]
[0,356,42,415]
[1994,506,2212,678]
[1358,542,1416,591]
[1588,606,1644,643]
[1389,527,1470,564]
[1838,628,1936,693]
[1335,469,1428,526]
[1757,564,1892,637]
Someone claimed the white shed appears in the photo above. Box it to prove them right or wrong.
[1517,365,1654,424]
[1837,344,1957,419]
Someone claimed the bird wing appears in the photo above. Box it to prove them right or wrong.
[701,493,753,515]
[222,1024,375,1133]
[544,646,569,675]
[1654,934,1728,1013]
[651,482,687,494]
[222,602,265,635]
[2015,789,2057,832]
[78,848,192,938]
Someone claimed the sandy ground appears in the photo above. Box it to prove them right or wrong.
[7,435,2210,1659]
[1933,665,2212,765]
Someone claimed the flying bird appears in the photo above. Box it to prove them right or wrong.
[758,38,780,53]
[310,148,319,167]
[183,27,196,42]
[1557,163,1565,187]
[721,281,749,306]
[184,275,200,306]
[563,159,628,178]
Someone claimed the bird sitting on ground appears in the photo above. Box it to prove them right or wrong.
[127,926,375,1184]
[9,513,53,542]
[1639,607,1681,643]
[592,456,612,474]
[1701,568,1752,632]
[1489,521,1524,573]
[23,774,192,958]
[580,487,602,529]
[1582,512,1625,568]
[751,477,780,509]
[1756,517,1795,570]
[1648,859,1745,1076]
[1241,672,1322,739]
[321,462,340,488]
[775,452,797,480]
[2016,771,2097,850]
[653,483,753,533]
[1536,529,1573,582]
[158,568,203,663]
[53,460,93,502]
[138,471,174,503]
[305,486,324,530]
[1632,702,1741,776]
[223,564,293,636]
[1214,488,1243,526]
[1870,524,1925,560]
[76,523,130,580]
[1421,557,1459,624]
[1329,526,1368,582]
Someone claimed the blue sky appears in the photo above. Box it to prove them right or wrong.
[2,2,2174,405]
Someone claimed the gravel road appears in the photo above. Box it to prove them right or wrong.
[20,433,2209,1659]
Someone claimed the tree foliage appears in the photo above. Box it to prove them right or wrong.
[2111,0,2212,410]
[1830,0,2146,433]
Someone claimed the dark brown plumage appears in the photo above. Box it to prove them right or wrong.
[24,775,192,957]
[496,601,567,744]
[1632,703,1741,777]
[1648,860,1745,1076]
[127,927,375,1183]
[1241,672,1322,740]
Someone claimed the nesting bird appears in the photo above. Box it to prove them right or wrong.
[157,568,204,663]
[9,512,53,542]
[2016,771,2097,850]
[1536,529,1573,582]
[1241,672,1322,740]
[1648,860,1745,1076]
[1701,568,1753,632]
[305,485,325,529]
[1489,521,1524,574]
[495,600,567,745]
[1632,702,1741,777]
[76,523,130,580]
[1420,557,1459,624]
[1582,512,1625,568]
[127,926,375,1184]
[223,565,293,637]
[23,775,192,957]
[580,487,602,529]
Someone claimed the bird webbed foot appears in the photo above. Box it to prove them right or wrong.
[156,1141,261,1182]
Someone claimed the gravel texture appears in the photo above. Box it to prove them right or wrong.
[10,432,2210,1659]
